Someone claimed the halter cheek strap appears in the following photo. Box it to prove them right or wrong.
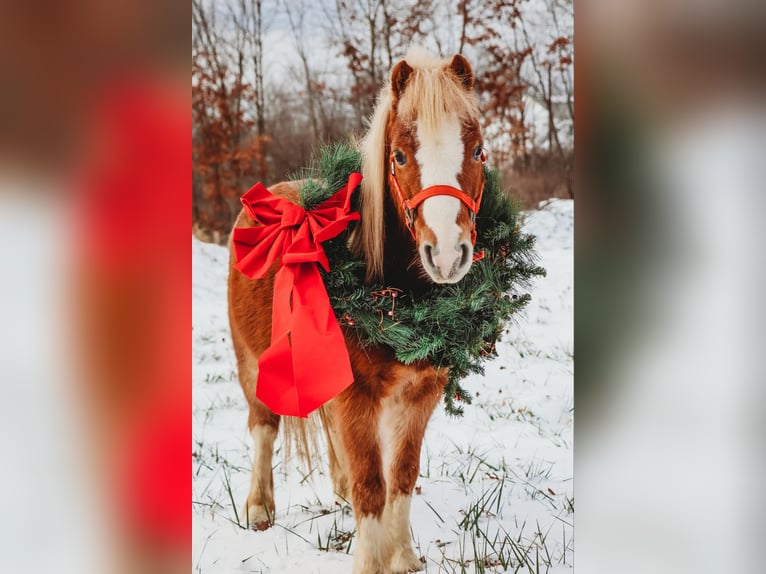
[388,156,486,260]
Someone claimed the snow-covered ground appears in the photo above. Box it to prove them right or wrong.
[192,199,573,573]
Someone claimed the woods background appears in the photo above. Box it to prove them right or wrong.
[192,0,573,243]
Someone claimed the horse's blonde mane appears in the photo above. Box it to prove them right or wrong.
[352,47,480,282]
[352,87,392,282]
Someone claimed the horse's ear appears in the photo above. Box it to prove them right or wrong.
[448,54,474,90]
[391,60,414,100]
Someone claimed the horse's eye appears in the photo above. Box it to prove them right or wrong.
[473,145,484,161]
[393,150,407,166]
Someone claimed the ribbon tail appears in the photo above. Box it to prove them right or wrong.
[290,265,354,416]
[256,266,300,416]
[255,264,354,418]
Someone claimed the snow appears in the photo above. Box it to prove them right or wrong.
[192,199,573,573]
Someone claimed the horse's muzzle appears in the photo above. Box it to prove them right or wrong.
[420,239,472,283]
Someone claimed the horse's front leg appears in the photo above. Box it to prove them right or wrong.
[381,370,446,573]
[334,383,391,574]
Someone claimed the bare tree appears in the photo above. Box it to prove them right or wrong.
[192,0,268,235]
[546,0,574,124]
[233,0,267,136]
[330,0,385,125]
[329,0,437,126]
[519,13,560,156]
[283,0,320,141]
[192,0,231,230]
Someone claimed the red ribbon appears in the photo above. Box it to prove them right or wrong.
[232,173,362,417]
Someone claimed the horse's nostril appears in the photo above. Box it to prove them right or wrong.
[459,242,471,268]
[424,243,435,269]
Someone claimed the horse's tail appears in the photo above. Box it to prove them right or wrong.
[281,412,321,475]
[281,405,350,501]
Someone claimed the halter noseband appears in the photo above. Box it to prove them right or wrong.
[388,151,486,253]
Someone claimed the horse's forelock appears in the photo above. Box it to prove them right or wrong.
[397,57,479,131]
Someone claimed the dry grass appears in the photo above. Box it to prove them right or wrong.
[502,150,574,210]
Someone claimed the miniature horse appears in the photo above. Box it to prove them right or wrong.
[228,48,485,574]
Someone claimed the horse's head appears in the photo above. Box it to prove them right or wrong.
[356,48,485,285]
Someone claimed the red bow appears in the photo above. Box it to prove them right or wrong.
[232,173,362,417]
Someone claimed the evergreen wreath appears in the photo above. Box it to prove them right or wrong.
[294,143,545,416]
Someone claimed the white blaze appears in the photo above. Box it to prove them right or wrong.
[415,115,464,249]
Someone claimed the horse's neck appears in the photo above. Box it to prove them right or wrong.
[381,189,430,293]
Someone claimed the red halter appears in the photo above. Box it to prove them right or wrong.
[388,150,486,260]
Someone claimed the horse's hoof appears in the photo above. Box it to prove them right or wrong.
[390,547,425,573]
[241,501,273,530]
[251,520,271,531]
